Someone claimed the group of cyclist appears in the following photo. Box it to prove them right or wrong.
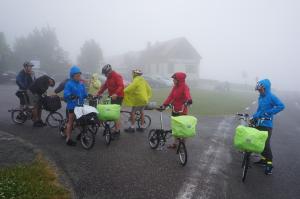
[15,61,284,175]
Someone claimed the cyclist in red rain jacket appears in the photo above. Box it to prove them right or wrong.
[97,64,125,137]
[162,72,193,148]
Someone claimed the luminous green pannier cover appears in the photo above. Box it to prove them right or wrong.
[234,125,268,153]
[96,104,121,121]
[171,116,198,138]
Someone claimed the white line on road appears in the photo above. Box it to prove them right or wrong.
[176,118,233,199]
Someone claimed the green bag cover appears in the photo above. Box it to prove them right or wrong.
[171,116,198,138]
[97,104,121,121]
[234,125,268,153]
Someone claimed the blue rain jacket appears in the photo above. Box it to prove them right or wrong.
[64,66,87,110]
[252,79,285,128]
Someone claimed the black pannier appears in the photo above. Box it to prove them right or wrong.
[42,95,62,112]
[76,112,98,126]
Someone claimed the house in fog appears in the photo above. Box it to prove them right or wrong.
[138,37,201,80]
[105,37,201,80]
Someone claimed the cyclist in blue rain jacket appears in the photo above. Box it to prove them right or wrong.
[250,79,285,175]
[63,66,88,146]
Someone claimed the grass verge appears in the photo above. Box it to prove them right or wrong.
[0,154,70,199]
[151,88,256,116]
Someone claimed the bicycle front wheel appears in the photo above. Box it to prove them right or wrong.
[11,110,27,124]
[148,129,159,149]
[46,112,63,128]
[242,152,250,182]
[103,126,111,146]
[80,126,96,150]
[177,141,188,166]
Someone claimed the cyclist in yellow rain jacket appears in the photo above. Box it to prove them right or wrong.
[88,73,101,96]
[124,69,152,132]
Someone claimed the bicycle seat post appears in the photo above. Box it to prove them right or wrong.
[160,111,164,130]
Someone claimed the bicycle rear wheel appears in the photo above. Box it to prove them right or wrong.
[80,126,95,150]
[11,110,27,124]
[137,114,152,129]
[242,152,251,182]
[46,112,63,128]
[148,129,159,149]
[120,111,131,128]
[177,141,188,166]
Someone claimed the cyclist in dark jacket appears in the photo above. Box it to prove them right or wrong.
[15,61,35,107]
[54,79,69,94]
[28,75,55,127]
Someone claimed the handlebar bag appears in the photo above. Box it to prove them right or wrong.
[42,95,62,112]
[171,115,198,138]
[96,104,121,121]
[234,125,268,153]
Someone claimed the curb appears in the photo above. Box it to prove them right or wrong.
[0,130,76,199]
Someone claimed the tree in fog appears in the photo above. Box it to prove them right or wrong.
[77,39,103,72]
[13,26,69,74]
[0,32,13,71]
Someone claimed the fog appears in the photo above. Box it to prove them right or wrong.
[1,0,300,91]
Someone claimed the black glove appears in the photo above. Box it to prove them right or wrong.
[160,105,166,110]
[249,118,257,125]
[70,95,78,100]
[184,100,193,106]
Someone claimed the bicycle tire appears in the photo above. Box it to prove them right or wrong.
[58,119,67,138]
[137,114,152,129]
[46,112,63,128]
[177,141,188,166]
[11,110,27,124]
[242,152,250,182]
[148,129,159,149]
[120,111,131,128]
[80,126,96,150]
[103,125,111,145]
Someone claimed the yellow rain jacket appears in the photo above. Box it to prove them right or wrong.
[124,76,152,107]
[88,73,101,95]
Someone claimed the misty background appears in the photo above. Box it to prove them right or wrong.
[1,0,299,91]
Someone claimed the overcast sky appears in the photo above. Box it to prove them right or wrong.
[1,0,299,90]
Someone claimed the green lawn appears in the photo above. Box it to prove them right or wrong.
[151,88,256,116]
[0,154,70,199]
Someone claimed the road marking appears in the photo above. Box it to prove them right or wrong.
[0,137,15,141]
[176,117,233,199]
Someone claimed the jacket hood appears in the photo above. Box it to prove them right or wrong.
[69,66,81,78]
[91,73,99,80]
[258,79,271,95]
[173,72,186,84]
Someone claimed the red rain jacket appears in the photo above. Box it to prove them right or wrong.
[97,71,124,97]
[163,72,192,115]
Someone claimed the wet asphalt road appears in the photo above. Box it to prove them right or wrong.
[0,84,299,199]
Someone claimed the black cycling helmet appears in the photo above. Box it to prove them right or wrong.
[23,61,34,67]
[102,64,112,75]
